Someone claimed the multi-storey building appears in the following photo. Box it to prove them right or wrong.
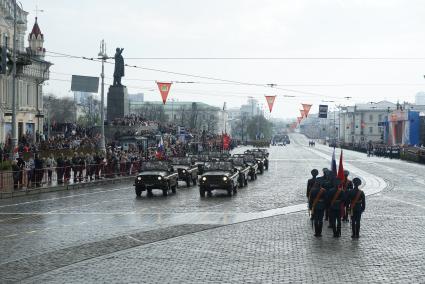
[339,101,396,144]
[0,1,51,145]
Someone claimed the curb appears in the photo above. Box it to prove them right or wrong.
[0,176,135,199]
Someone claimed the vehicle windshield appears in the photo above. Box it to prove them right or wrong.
[243,154,256,162]
[232,158,245,166]
[204,161,233,171]
[142,161,169,171]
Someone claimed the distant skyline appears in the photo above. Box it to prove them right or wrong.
[20,0,425,118]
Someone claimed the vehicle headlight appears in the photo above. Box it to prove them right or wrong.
[182,170,186,173]
[223,176,228,181]
[202,177,207,181]
[257,161,261,163]
[137,177,142,181]
[158,176,162,180]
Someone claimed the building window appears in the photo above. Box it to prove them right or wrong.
[369,127,373,134]
[369,114,373,122]
[378,114,383,122]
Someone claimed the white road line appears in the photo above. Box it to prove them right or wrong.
[382,196,425,210]
[127,235,143,243]
[0,186,131,209]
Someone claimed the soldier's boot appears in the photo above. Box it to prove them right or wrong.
[337,225,341,237]
[351,222,356,238]
[317,224,322,237]
[355,223,360,238]
[314,225,319,237]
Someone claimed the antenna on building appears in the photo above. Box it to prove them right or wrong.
[35,4,44,18]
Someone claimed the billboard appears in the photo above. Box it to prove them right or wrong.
[318,105,328,118]
[71,75,99,93]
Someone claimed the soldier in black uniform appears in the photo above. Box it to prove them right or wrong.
[342,170,353,222]
[318,168,333,226]
[307,169,319,199]
[348,178,366,238]
[326,178,346,237]
[308,181,326,237]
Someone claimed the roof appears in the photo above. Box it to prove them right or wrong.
[29,17,43,39]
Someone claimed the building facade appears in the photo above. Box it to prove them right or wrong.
[0,1,50,145]
[339,101,396,144]
[130,101,229,135]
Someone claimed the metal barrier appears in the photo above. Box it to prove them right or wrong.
[0,161,141,193]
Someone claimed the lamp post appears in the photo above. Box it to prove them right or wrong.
[98,40,108,153]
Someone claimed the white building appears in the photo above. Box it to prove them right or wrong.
[415,92,425,105]
[0,1,51,145]
[130,101,229,135]
[339,101,396,144]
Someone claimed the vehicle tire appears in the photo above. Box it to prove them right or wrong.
[147,189,153,197]
[259,167,264,174]
[171,184,177,194]
[135,187,142,197]
[199,187,205,197]
[162,188,168,196]
[239,178,243,188]
[186,178,191,187]
[227,188,232,197]
[244,176,248,186]
[251,173,255,181]
[233,184,238,194]
[254,173,258,180]
[192,177,197,185]
[207,190,213,197]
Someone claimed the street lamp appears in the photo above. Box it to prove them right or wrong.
[97,40,108,152]
[5,0,25,156]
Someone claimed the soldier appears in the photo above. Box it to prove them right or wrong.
[326,178,346,238]
[307,169,319,199]
[348,178,366,238]
[342,170,353,222]
[309,181,326,237]
[318,168,332,225]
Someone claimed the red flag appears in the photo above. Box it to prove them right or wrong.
[223,134,231,150]
[300,109,305,118]
[302,104,312,117]
[156,82,172,104]
[337,149,344,181]
[265,95,276,112]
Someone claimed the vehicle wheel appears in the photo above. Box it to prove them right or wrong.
[192,177,197,185]
[162,188,168,196]
[239,178,244,188]
[207,190,213,197]
[186,178,191,187]
[227,188,232,197]
[233,186,238,194]
[135,187,142,197]
[254,173,258,180]
[199,187,205,197]
[147,189,153,197]
[171,184,177,194]
[259,168,264,174]
[251,173,255,181]
[244,176,248,186]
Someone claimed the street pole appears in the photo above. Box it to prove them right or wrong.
[98,40,107,153]
[10,0,18,155]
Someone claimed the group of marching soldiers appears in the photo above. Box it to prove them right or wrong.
[307,168,366,238]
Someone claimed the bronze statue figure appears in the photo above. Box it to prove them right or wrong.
[113,48,125,86]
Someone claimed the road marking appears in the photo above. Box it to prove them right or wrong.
[127,235,143,243]
[1,234,18,238]
[26,231,37,234]
[382,196,425,210]
[0,186,132,209]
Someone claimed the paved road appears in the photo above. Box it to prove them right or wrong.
[1,134,424,283]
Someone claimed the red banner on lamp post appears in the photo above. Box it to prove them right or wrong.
[265,95,276,112]
[156,82,172,104]
[302,104,312,117]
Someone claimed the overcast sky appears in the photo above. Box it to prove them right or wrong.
[21,0,425,118]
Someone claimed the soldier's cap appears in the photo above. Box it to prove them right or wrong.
[344,170,349,176]
[322,168,329,173]
[353,177,362,186]
[311,169,319,176]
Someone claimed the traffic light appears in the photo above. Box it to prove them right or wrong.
[0,46,7,75]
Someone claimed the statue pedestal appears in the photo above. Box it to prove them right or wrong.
[107,85,129,122]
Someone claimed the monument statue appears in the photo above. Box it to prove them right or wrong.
[113,48,125,86]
